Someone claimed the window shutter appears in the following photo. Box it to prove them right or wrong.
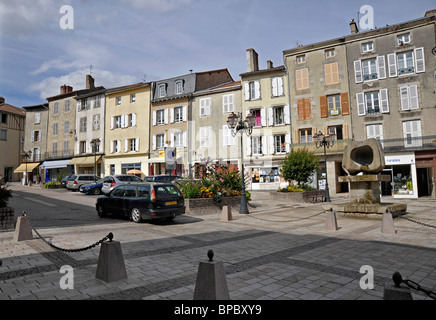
[246,136,251,156]
[183,106,187,121]
[254,81,260,100]
[354,60,363,83]
[320,95,328,118]
[297,99,305,120]
[341,93,350,115]
[285,134,291,153]
[304,98,311,120]
[223,95,228,113]
[269,136,275,155]
[261,136,267,155]
[414,48,425,73]
[284,104,290,124]
[387,53,397,77]
[164,109,169,124]
[206,98,211,115]
[278,77,284,96]
[31,131,35,142]
[409,85,419,110]
[38,130,42,142]
[343,124,349,140]
[110,141,114,154]
[267,107,273,126]
[152,135,156,151]
[110,116,114,130]
[379,89,389,113]
[170,108,174,123]
[152,111,156,126]
[272,77,278,96]
[124,139,128,152]
[400,86,410,111]
[261,108,266,127]
[117,140,121,153]
[135,138,139,152]
[367,125,375,139]
[132,113,137,127]
[377,56,386,79]
[170,131,174,147]
[356,93,366,116]
[244,83,250,101]
[295,69,303,90]
[183,131,187,147]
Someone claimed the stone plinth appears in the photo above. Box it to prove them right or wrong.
[338,174,391,204]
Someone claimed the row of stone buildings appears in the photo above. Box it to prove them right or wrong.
[3,12,436,198]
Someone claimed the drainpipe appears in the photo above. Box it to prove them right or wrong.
[283,55,293,149]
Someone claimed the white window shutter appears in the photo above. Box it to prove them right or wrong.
[183,106,187,121]
[261,136,267,155]
[356,93,366,116]
[152,135,156,151]
[135,138,139,152]
[170,108,174,123]
[367,125,375,139]
[284,105,290,124]
[246,136,251,156]
[354,60,363,83]
[164,109,169,124]
[387,53,397,77]
[272,77,278,96]
[244,83,250,101]
[152,111,156,126]
[267,107,273,126]
[278,77,284,96]
[414,48,425,73]
[206,98,211,116]
[285,133,291,153]
[400,86,410,110]
[31,131,35,142]
[380,89,389,113]
[132,113,137,127]
[223,125,228,147]
[261,108,266,127]
[124,139,128,152]
[409,85,419,110]
[269,136,275,155]
[110,116,114,130]
[110,141,114,154]
[170,131,174,147]
[117,140,121,153]
[377,56,386,79]
[183,131,187,147]
[254,81,260,100]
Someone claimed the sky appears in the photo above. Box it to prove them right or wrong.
[1,0,435,108]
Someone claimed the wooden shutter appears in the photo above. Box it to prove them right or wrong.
[341,93,349,115]
[409,85,419,110]
[284,105,290,125]
[285,134,291,153]
[320,95,328,118]
[354,60,363,83]
[169,108,174,123]
[304,98,311,120]
[377,56,386,79]
[325,62,339,85]
[414,48,425,73]
[164,109,169,124]
[244,83,250,101]
[297,99,305,120]
[387,53,397,77]
[272,77,278,96]
[152,111,156,126]
[267,107,273,126]
[278,77,284,96]
[135,138,139,152]
[261,108,266,127]
[183,106,187,121]
[343,124,349,140]
[269,136,275,155]
[380,89,389,113]
[246,136,251,156]
[254,81,261,100]
[356,93,366,116]
[400,86,410,110]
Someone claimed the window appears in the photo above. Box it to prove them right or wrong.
[34,113,40,124]
[53,122,58,135]
[244,81,260,100]
[397,51,415,75]
[158,84,166,98]
[296,55,306,64]
[222,125,235,146]
[93,114,100,130]
[174,132,184,148]
[95,96,101,108]
[157,134,165,150]
[251,109,262,127]
[80,117,87,132]
[356,89,389,116]
[1,113,7,124]
[325,48,335,58]
[327,95,341,116]
[156,109,165,125]
[324,62,339,85]
[362,58,377,81]
[175,80,184,94]
[387,48,425,77]
[403,120,422,148]
[354,56,386,83]
[223,94,235,113]
[362,42,374,53]
[64,99,70,112]
[299,129,312,143]
[328,126,343,140]
[200,98,211,116]
[126,138,139,152]
[32,130,40,142]
[400,85,419,111]
[116,97,121,106]
[366,124,384,147]
[397,33,410,46]
[274,135,286,154]
[365,92,380,115]
[138,186,149,198]
[320,93,349,118]
[252,136,263,155]
[295,68,309,90]
[130,94,136,103]
[199,127,211,148]
[0,129,7,140]
[297,98,311,120]
[110,140,121,153]
[53,102,59,115]
[273,106,284,125]
[63,141,70,156]
[174,107,183,123]
[79,141,86,154]
[114,115,122,129]
[52,142,58,156]
[271,77,284,97]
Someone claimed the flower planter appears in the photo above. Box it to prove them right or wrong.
[0,207,15,231]
[185,196,242,216]
[269,191,305,202]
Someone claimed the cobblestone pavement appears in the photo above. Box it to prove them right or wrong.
[1,184,435,300]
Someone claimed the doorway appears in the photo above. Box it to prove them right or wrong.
[417,168,431,197]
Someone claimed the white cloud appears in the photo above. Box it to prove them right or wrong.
[116,0,192,12]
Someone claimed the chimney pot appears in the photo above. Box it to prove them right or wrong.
[86,74,95,89]
[246,48,259,72]
[350,19,359,34]
[267,60,274,69]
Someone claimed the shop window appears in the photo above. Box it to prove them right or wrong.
[393,165,414,196]
[251,168,281,184]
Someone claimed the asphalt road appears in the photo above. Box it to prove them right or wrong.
[8,188,127,229]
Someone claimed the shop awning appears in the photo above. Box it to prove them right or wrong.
[40,159,72,169]
[14,162,41,173]
[68,156,101,165]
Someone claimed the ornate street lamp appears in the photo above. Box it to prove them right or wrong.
[21,150,32,185]
[90,139,101,182]
[227,112,255,214]
[313,131,336,202]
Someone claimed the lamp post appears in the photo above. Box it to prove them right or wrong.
[227,112,256,214]
[313,131,336,202]
[90,139,100,182]
[21,150,32,185]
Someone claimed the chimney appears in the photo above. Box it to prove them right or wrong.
[86,74,95,89]
[350,19,359,34]
[267,60,274,69]
[60,85,73,94]
[0,97,4,104]
[246,48,259,72]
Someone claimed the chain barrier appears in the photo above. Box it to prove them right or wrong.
[23,211,113,253]
[244,210,324,223]
[393,272,436,300]
[396,215,436,229]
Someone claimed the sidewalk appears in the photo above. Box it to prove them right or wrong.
[1,184,435,300]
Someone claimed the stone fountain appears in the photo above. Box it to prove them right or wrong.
[325,138,407,218]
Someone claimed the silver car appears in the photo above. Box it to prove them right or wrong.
[67,174,100,191]
[101,174,143,194]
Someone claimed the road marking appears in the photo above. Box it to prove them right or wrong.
[23,197,57,207]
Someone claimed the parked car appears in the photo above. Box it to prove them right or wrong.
[96,182,185,223]
[143,175,182,183]
[60,175,71,188]
[101,174,143,194]
[66,174,100,191]
[80,180,103,195]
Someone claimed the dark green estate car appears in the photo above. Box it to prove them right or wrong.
[96,182,185,223]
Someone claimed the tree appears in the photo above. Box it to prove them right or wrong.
[280,148,319,187]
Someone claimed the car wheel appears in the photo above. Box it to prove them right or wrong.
[92,188,101,195]
[97,205,106,218]
[130,208,142,223]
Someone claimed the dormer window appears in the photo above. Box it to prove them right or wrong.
[175,80,184,95]
[361,42,374,53]
[397,33,410,46]
[158,84,167,98]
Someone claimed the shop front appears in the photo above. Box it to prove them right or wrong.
[40,159,73,183]
[384,153,418,199]
[415,150,436,198]
[69,156,102,177]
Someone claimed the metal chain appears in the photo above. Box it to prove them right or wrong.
[397,215,436,229]
[23,212,113,253]
[245,210,324,223]
[403,279,436,300]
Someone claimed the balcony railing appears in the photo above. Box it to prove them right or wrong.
[291,139,351,155]
[43,149,75,160]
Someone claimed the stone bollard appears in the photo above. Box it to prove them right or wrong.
[221,205,232,222]
[381,209,396,234]
[193,250,230,300]
[383,272,413,300]
[325,208,338,231]
[14,216,33,242]
[95,235,127,283]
